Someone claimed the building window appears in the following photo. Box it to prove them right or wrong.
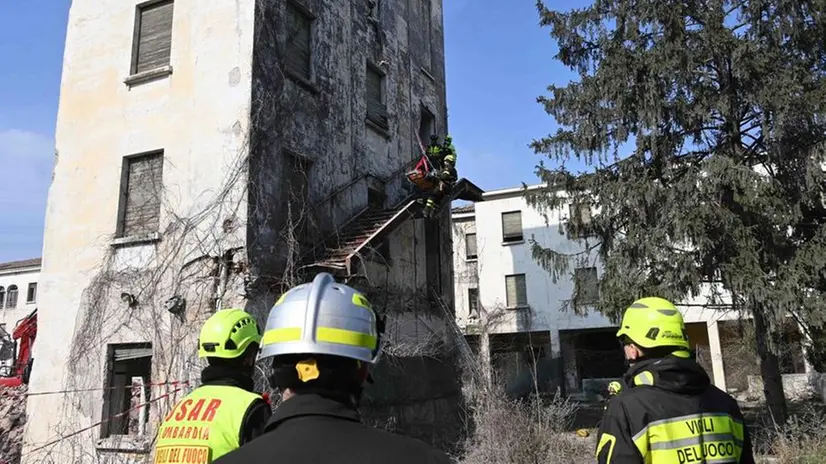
[465,233,478,260]
[569,200,593,238]
[501,211,523,243]
[418,106,435,146]
[0,287,4,309]
[130,0,174,75]
[505,274,527,308]
[26,283,37,304]
[574,267,599,305]
[366,63,389,129]
[117,151,164,238]
[5,286,17,309]
[101,343,152,438]
[285,1,313,82]
[468,288,479,315]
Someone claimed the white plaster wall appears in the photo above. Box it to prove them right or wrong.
[23,0,256,461]
[0,269,40,329]
[452,186,739,352]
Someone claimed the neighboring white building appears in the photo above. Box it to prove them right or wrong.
[452,185,809,398]
[0,258,40,371]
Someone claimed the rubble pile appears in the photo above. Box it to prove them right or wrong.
[0,387,26,464]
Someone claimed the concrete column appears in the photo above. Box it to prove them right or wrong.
[794,319,814,374]
[480,332,492,386]
[706,320,727,391]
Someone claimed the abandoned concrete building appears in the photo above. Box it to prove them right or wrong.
[21,0,482,462]
[0,258,40,376]
[451,184,814,402]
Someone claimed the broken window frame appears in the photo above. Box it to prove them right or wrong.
[116,150,164,238]
[468,287,479,316]
[573,266,599,306]
[365,62,389,130]
[101,343,153,438]
[130,0,174,76]
[501,211,523,243]
[505,273,528,309]
[285,0,315,84]
[465,233,478,260]
[26,283,36,304]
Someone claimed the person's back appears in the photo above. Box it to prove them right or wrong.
[213,272,451,464]
[217,392,450,464]
[602,355,753,463]
[595,297,754,464]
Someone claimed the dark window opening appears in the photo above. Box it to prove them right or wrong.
[5,286,18,309]
[418,107,435,148]
[285,1,313,81]
[26,283,36,304]
[468,288,479,315]
[101,343,152,438]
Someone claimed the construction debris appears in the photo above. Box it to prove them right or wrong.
[0,386,26,464]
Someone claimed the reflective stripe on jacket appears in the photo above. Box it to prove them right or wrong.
[595,355,755,464]
[154,385,263,463]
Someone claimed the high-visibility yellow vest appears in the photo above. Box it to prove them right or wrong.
[153,385,262,464]
[631,412,747,463]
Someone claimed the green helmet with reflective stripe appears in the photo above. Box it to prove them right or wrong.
[258,273,383,364]
[616,297,690,350]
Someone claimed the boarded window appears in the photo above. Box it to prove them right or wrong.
[286,1,313,81]
[118,152,164,238]
[366,64,388,129]
[501,211,523,242]
[505,274,527,308]
[468,288,479,315]
[102,343,152,438]
[26,283,36,304]
[131,0,174,75]
[465,233,477,259]
[5,286,17,309]
[574,267,599,305]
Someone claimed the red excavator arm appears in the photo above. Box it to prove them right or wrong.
[0,309,37,388]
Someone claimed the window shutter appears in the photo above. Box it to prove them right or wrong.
[114,346,153,362]
[466,233,477,258]
[502,212,523,240]
[506,274,527,307]
[135,1,174,74]
[122,153,164,237]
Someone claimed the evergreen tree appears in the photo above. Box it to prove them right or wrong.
[529,0,826,424]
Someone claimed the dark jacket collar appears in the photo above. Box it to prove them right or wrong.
[624,355,711,395]
[201,364,255,392]
[265,393,361,432]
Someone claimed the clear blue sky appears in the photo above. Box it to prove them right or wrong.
[0,0,588,263]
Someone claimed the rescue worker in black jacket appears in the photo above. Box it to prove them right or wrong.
[213,272,452,464]
[596,297,755,464]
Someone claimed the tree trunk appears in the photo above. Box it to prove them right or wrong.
[751,305,788,425]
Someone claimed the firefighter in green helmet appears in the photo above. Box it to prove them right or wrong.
[595,297,755,464]
[152,309,271,463]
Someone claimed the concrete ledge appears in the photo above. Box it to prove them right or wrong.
[501,240,525,246]
[365,118,391,139]
[285,69,319,95]
[124,66,173,87]
[96,435,151,453]
[111,232,161,248]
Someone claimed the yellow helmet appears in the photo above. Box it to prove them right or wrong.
[616,297,689,350]
[198,309,262,359]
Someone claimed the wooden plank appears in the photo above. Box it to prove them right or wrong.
[135,1,174,74]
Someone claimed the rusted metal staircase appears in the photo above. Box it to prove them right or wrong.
[301,178,483,277]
